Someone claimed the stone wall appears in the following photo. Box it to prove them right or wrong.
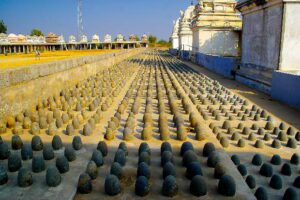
[0,49,144,120]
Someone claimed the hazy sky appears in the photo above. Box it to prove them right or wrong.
[0,0,192,40]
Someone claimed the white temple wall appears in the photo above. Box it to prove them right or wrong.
[172,38,179,49]
[279,4,300,71]
[241,4,283,70]
[193,29,240,56]
[179,35,193,51]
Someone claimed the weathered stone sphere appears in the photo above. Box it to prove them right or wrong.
[163,162,176,179]
[283,188,297,200]
[21,144,33,160]
[114,149,126,166]
[186,162,202,179]
[32,155,45,173]
[91,150,103,167]
[0,143,10,160]
[64,146,76,162]
[214,163,226,179]
[83,123,92,136]
[162,175,178,197]
[104,174,121,196]
[31,136,43,151]
[18,168,33,187]
[11,135,23,150]
[190,175,207,196]
[291,153,299,165]
[97,141,108,157]
[161,142,172,155]
[203,142,215,157]
[138,152,151,165]
[287,138,297,149]
[8,154,22,172]
[231,155,240,166]
[72,136,83,150]
[218,175,236,196]
[135,176,150,197]
[182,150,198,167]
[161,151,173,166]
[180,141,194,156]
[56,156,69,173]
[260,163,273,177]
[237,164,247,176]
[270,154,282,165]
[86,161,98,180]
[245,175,256,189]
[0,165,8,185]
[43,145,54,160]
[52,135,63,150]
[46,166,61,187]
[118,142,128,156]
[110,162,123,178]
[269,174,282,190]
[252,154,263,166]
[207,151,220,168]
[255,187,268,200]
[139,142,151,156]
[137,162,150,179]
[281,163,292,176]
[293,176,300,188]
[77,173,92,194]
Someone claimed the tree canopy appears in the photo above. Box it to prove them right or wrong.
[30,28,44,36]
[0,20,7,34]
[148,35,157,44]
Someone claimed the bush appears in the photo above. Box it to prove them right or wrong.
[161,142,172,155]
[46,166,61,187]
[56,156,69,173]
[135,176,150,197]
[97,141,108,157]
[218,175,236,196]
[110,162,123,178]
[8,154,22,172]
[270,154,282,165]
[77,173,92,194]
[52,135,63,150]
[21,144,32,160]
[114,149,126,166]
[105,174,121,196]
[255,187,268,200]
[269,174,282,190]
[283,188,297,200]
[259,163,273,177]
[0,165,8,185]
[291,153,299,165]
[237,164,247,176]
[252,154,263,166]
[18,168,33,187]
[186,162,202,179]
[91,150,103,167]
[264,121,274,130]
[180,142,194,156]
[31,136,43,151]
[32,155,45,173]
[245,175,256,189]
[162,175,178,197]
[231,155,240,166]
[190,175,207,196]
[137,162,150,179]
[163,162,176,179]
[72,136,83,150]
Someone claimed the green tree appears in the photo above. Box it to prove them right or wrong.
[0,20,7,34]
[136,36,140,41]
[148,35,157,44]
[30,28,44,36]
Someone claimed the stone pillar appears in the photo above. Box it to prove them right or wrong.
[178,5,194,51]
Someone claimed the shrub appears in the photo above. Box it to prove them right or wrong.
[66,124,75,135]
[86,161,98,180]
[135,176,150,196]
[118,142,128,156]
[161,151,173,166]
[139,142,151,156]
[264,121,274,130]
[138,152,151,165]
[105,174,121,196]
[254,140,264,149]
[287,138,297,149]
[83,123,92,136]
[142,127,152,140]
[162,175,178,197]
[190,175,207,196]
[222,120,231,129]
[293,176,300,188]
[252,154,263,166]
[77,173,92,194]
[245,175,256,189]
[218,175,236,196]
[177,125,187,141]
[259,163,273,177]
[291,153,299,165]
[237,139,246,147]
[18,168,33,187]
[163,162,176,179]
[56,156,69,173]
[123,127,133,141]
[271,139,281,149]
[278,132,287,141]
[255,187,268,200]
[269,174,282,190]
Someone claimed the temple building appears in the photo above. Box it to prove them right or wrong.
[171,18,180,50]
[46,33,59,43]
[92,34,100,43]
[129,34,138,42]
[0,33,8,43]
[58,35,65,43]
[104,34,112,43]
[141,34,148,42]
[80,35,88,43]
[178,4,195,51]
[69,35,76,43]
[116,34,124,42]
[7,34,18,43]
[191,0,242,56]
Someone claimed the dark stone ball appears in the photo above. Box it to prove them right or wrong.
[64,146,76,162]
[252,154,263,166]
[291,153,299,165]
[207,151,220,168]
[237,164,247,176]
[110,162,123,178]
[254,140,264,149]
[0,165,8,185]
[186,162,202,179]
[32,155,45,173]
[56,156,69,173]
[287,138,297,149]
[163,162,176,179]
[77,173,92,194]
[218,175,236,196]
[135,176,150,197]
[245,175,256,189]
[161,142,172,156]
[118,142,128,156]
[231,155,240,166]
[190,175,207,196]
[255,187,268,200]
[296,132,300,141]
[203,142,215,157]
[72,136,83,150]
[31,136,43,151]
[220,137,229,148]
[214,163,226,179]
[18,168,33,187]
[180,141,194,156]
[138,152,151,165]
[104,174,121,196]
[97,141,108,157]
[91,150,103,167]
[52,135,63,150]
[11,135,23,150]
[281,163,292,176]
[270,154,282,165]
[283,188,297,200]
[139,142,151,156]
[0,143,10,160]
[260,163,273,177]
[8,154,22,172]
[114,149,126,166]
[182,150,198,167]
[137,162,150,179]
[269,174,282,190]
[161,151,173,166]
[46,166,61,187]
[271,139,281,149]
[86,161,98,180]
[21,144,33,160]
[293,176,300,188]
[162,175,178,197]
[43,145,54,160]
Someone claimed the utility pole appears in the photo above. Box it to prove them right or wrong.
[77,0,84,40]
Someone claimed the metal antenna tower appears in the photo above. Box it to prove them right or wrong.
[77,0,84,39]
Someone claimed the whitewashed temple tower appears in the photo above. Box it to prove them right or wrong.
[178,4,195,51]
[171,19,180,50]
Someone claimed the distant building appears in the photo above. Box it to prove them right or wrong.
[92,34,100,43]
[141,34,148,42]
[0,33,8,43]
[80,35,88,43]
[58,35,65,43]
[116,34,124,42]
[7,33,18,43]
[104,34,112,43]
[178,5,195,51]
[46,33,59,43]
[129,34,138,41]
[171,18,180,49]
[69,35,76,43]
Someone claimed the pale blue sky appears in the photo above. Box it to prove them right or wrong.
[0,0,192,40]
